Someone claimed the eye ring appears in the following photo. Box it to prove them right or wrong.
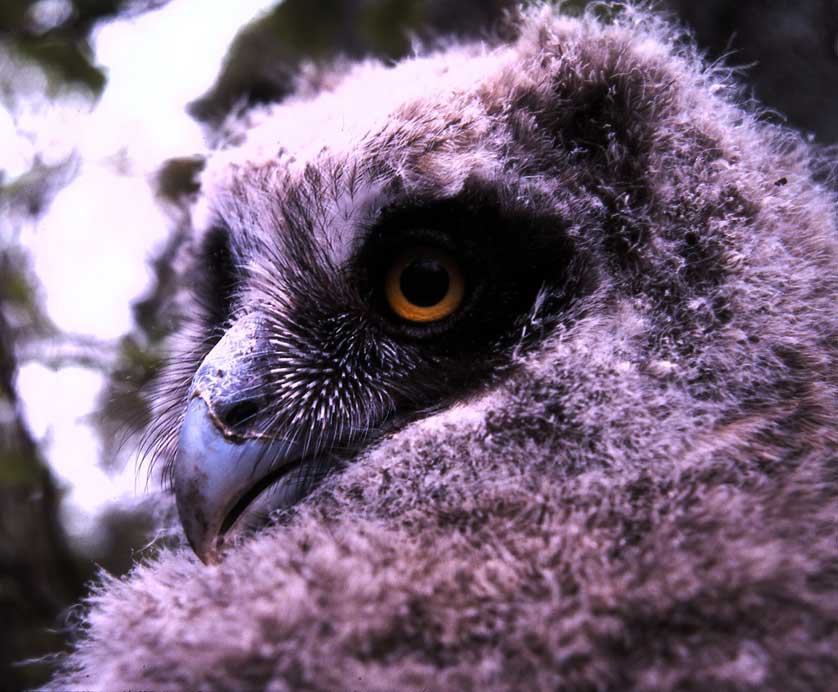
[385,246,465,323]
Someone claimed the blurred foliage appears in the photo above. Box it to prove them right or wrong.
[0,0,173,94]
[189,0,838,143]
[0,2,174,687]
[0,251,76,689]
[0,156,79,220]
[0,0,836,688]
[666,0,838,142]
[190,0,519,126]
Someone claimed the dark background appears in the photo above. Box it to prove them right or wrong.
[1,1,836,688]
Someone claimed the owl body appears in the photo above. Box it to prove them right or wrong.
[48,6,838,690]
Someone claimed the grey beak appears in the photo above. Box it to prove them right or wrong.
[174,397,304,563]
[173,315,305,564]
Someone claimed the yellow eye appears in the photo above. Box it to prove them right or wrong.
[385,247,465,323]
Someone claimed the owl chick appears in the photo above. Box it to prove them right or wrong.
[47,4,837,691]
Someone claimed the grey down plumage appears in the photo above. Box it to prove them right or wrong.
[48,5,838,691]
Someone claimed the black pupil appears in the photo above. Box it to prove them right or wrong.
[400,257,450,307]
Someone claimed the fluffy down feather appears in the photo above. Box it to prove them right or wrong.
[47,4,837,691]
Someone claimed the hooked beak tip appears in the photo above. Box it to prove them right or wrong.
[196,543,221,566]
[176,487,224,564]
[173,396,301,564]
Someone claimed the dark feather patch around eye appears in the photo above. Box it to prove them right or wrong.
[194,226,240,328]
[355,179,592,353]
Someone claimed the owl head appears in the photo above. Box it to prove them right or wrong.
[148,6,837,564]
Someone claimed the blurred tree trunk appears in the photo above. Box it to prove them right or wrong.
[0,252,86,690]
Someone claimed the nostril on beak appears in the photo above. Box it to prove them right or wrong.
[188,313,270,438]
[215,398,262,434]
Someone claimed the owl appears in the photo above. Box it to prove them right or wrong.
[47,4,838,691]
